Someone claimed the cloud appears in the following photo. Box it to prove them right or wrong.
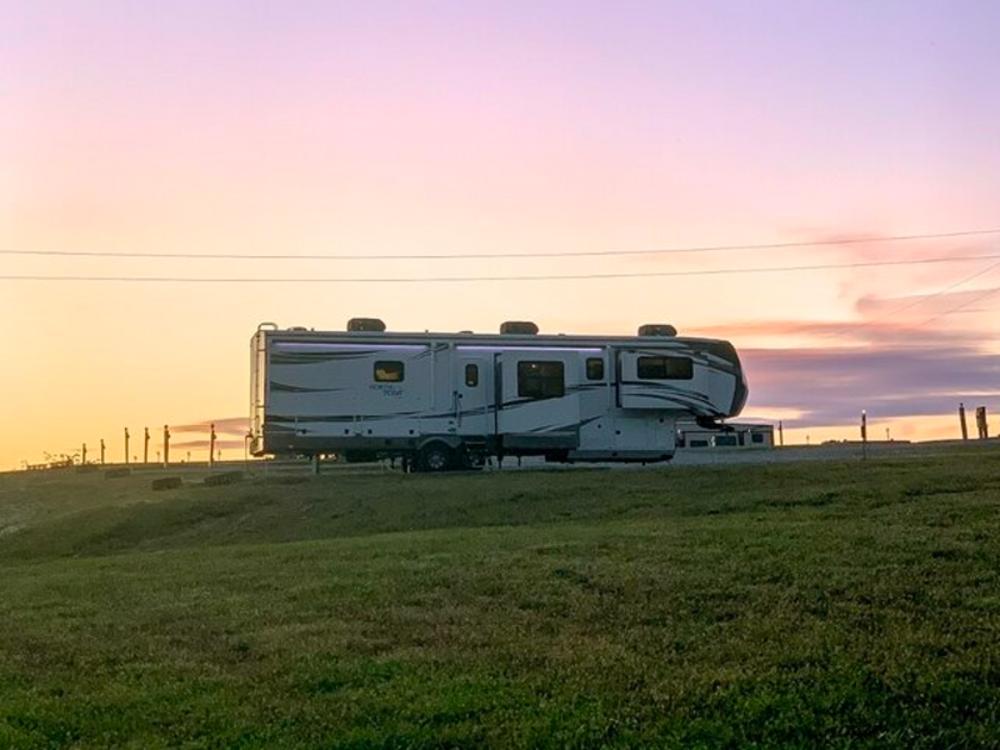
[171,417,249,434]
[741,344,1000,427]
[168,439,247,451]
[855,286,1000,319]
[689,318,980,347]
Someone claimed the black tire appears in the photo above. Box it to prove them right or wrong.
[417,442,453,472]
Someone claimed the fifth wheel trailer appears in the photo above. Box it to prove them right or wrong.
[250,319,748,471]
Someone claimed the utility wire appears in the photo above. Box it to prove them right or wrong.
[4,251,1000,283]
[918,284,1000,326]
[876,256,1000,319]
[1,228,998,262]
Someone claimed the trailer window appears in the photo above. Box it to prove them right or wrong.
[374,361,404,382]
[586,357,604,381]
[465,363,479,387]
[637,356,693,380]
[517,361,564,399]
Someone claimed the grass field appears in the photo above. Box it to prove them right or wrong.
[1,451,999,748]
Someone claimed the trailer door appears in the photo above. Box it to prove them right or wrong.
[456,354,495,441]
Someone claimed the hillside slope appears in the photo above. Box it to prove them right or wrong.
[1,454,999,748]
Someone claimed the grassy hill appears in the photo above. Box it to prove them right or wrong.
[1,452,999,748]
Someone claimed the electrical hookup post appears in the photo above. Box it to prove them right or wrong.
[861,410,868,461]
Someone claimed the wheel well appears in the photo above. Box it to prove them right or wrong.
[416,436,463,453]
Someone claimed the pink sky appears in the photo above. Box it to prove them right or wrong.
[2,1,1000,468]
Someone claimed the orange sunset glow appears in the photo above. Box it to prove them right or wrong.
[3,1,1000,469]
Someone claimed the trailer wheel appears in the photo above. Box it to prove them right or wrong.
[418,442,453,472]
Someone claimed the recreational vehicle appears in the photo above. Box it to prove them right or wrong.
[250,319,748,470]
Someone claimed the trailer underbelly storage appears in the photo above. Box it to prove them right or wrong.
[250,319,748,471]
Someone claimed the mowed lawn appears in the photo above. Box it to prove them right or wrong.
[1,452,999,748]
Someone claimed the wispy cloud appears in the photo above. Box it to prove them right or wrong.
[855,286,1000,319]
[169,438,248,451]
[689,318,981,347]
[742,344,1000,427]
[171,417,249,435]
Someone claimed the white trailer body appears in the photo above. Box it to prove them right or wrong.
[250,321,748,469]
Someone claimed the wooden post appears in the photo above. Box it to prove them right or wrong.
[860,410,868,460]
[976,406,988,439]
[124,427,130,465]
[163,424,171,466]
[144,427,150,464]
[100,439,106,465]
[209,423,217,468]
[311,454,320,476]
[959,403,968,441]
[81,443,87,465]
[778,420,784,447]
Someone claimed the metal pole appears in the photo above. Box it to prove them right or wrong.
[144,427,150,464]
[82,443,87,465]
[124,427,130,465]
[778,420,784,447]
[959,403,968,441]
[163,424,170,467]
[209,423,217,468]
[100,439,105,465]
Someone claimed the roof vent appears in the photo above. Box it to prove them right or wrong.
[347,317,386,332]
[638,323,677,337]
[500,321,539,335]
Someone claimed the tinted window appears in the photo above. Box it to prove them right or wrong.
[752,432,765,444]
[714,435,738,447]
[517,361,564,399]
[374,361,404,382]
[465,363,479,387]
[637,356,693,380]
[586,357,604,381]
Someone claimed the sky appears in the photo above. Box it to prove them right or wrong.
[2,0,1000,468]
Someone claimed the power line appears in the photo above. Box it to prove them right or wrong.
[918,284,1000,326]
[1,228,998,262]
[4,251,1000,284]
[877,256,1000,318]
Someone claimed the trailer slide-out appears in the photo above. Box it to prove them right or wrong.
[250,318,748,471]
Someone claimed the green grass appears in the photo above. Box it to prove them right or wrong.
[1,452,999,748]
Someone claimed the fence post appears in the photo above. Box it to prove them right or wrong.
[861,410,868,461]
